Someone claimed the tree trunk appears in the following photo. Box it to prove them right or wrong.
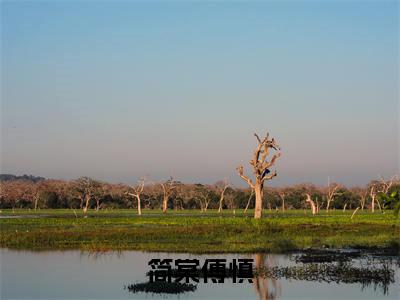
[83,194,90,217]
[137,196,142,216]
[310,202,316,215]
[326,200,331,212]
[306,194,316,215]
[254,181,263,219]
[351,207,360,219]
[218,195,224,213]
[162,196,168,213]
[371,195,375,213]
[376,198,382,211]
[244,191,254,213]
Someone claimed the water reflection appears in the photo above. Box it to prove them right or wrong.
[125,281,197,294]
[2,249,399,299]
[123,251,397,298]
[253,253,281,300]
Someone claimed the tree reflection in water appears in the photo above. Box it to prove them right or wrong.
[113,251,397,297]
[253,253,281,300]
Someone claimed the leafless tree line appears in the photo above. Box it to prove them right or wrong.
[0,175,398,216]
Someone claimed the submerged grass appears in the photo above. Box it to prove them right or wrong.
[1,209,399,253]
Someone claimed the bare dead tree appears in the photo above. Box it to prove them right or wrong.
[305,193,317,215]
[352,187,368,211]
[127,177,145,216]
[160,176,176,213]
[71,177,101,217]
[201,193,212,212]
[368,176,397,213]
[237,132,281,219]
[379,175,397,194]
[369,185,377,213]
[325,178,340,212]
[194,184,213,212]
[369,182,383,212]
[244,190,255,213]
[217,179,229,213]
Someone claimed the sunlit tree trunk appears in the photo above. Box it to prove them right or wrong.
[161,177,176,214]
[218,180,229,213]
[254,180,264,219]
[83,193,90,217]
[128,178,145,216]
[305,194,316,215]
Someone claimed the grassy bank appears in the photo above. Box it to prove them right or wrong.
[1,209,399,253]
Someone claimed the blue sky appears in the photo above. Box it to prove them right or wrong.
[1,1,398,186]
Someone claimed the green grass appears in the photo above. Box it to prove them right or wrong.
[1,209,399,253]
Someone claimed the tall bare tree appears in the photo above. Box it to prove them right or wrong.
[127,177,145,216]
[352,187,368,211]
[369,184,378,212]
[217,179,229,213]
[325,178,340,212]
[237,132,281,219]
[70,177,101,217]
[194,184,214,212]
[160,177,176,213]
[369,181,383,213]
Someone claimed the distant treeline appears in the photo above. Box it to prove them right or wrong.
[0,174,45,183]
[0,174,399,211]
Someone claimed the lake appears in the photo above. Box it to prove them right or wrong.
[1,249,399,299]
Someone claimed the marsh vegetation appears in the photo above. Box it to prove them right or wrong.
[1,209,398,253]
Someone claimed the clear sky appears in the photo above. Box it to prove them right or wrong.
[1,1,399,187]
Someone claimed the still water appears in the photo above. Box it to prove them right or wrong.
[1,249,399,300]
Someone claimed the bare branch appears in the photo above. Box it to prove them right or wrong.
[262,152,282,170]
[236,166,255,188]
[254,133,262,144]
[262,170,277,182]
